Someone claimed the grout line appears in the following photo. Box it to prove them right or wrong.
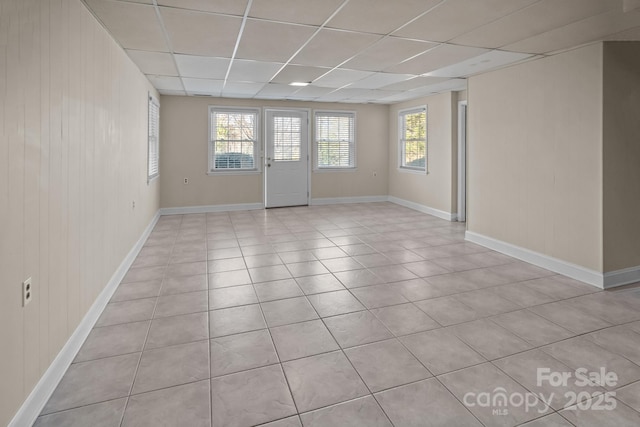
[44,204,640,424]
[117,213,182,427]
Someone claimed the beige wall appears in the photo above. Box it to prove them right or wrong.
[603,42,640,272]
[0,0,160,424]
[159,96,389,208]
[388,92,458,214]
[467,44,603,271]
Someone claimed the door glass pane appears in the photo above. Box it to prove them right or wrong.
[273,115,301,161]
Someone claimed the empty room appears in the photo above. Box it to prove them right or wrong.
[3,0,640,426]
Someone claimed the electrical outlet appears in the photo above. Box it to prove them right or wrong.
[132,200,136,209]
[184,178,189,185]
[373,171,377,177]
[22,278,32,307]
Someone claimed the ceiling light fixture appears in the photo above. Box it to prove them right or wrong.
[289,82,310,87]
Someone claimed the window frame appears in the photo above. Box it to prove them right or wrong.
[313,109,357,171]
[208,106,261,175]
[398,105,428,174]
[147,94,160,182]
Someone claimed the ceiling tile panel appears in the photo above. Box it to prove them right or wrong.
[236,19,317,62]
[393,0,539,42]
[326,0,443,35]
[505,8,640,54]
[147,75,184,91]
[291,29,381,67]
[376,92,426,103]
[271,65,331,84]
[424,50,533,78]
[312,68,376,88]
[384,44,488,75]
[160,7,242,56]
[419,78,468,93]
[346,89,402,101]
[227,59,284,83]
[287,85,335,99]
[84,0,168,51]
[347,72,415,89]
[316,88,370,102]
[158,89,187,96]
[255,83,301,98]
[222,82,265,97]
[451,0,619,49]
[379,76,451,91]
[126,50,178,75]
[174,54,230,79]
[344,37,438,71]
[182,78,224,95]
[158,0,248,15]
[248,0,345,26]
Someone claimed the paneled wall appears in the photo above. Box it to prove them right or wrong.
[0,0,160,424]
[467,44,603,271]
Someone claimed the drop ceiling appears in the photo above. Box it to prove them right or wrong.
[83,0,640,104]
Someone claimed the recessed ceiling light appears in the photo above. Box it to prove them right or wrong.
[289,82,310,87]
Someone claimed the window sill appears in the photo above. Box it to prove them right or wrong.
[207,170,261,176]
[147,174,159,184]
[398,167,427,175]
[313,167,357,173]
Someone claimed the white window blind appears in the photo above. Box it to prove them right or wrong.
[147,95,159,180]
[315,111,356,169]
[399,107,427,172]
[209,107,259,172]
[273,115,302,161]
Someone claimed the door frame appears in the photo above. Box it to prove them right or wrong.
[263,107,312,208]
[457,100,467,222]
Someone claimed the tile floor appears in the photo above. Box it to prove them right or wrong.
[35,203,640,426]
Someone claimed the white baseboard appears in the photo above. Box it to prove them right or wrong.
[466,231,640,289]
[159,202,264,215]
[387,196,457,221]
[310,195,388,206]
[465,231,606,288]
[9,211,160,427]
[604,266,640,289]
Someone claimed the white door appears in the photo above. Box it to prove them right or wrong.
[265,109,309,208]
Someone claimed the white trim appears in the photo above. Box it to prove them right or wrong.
[604,266,640,289]
[160,203,264,215]
[387,196,457,221]
[464,231,605,288]
[208,105,261,174]
[313,109,357,170]
[263,107,312,208]
[466,231,640,289]
[206,169,261,176]
[457,100,467,222]
[398,105,428,173]
[8,211,161,427]
[310,195,387,206]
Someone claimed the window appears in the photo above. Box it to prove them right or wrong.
[147,95,160,181]
[209,107,259,172]
[399,107,427,172]
[315,111,356,169]
[273,115,301,161]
